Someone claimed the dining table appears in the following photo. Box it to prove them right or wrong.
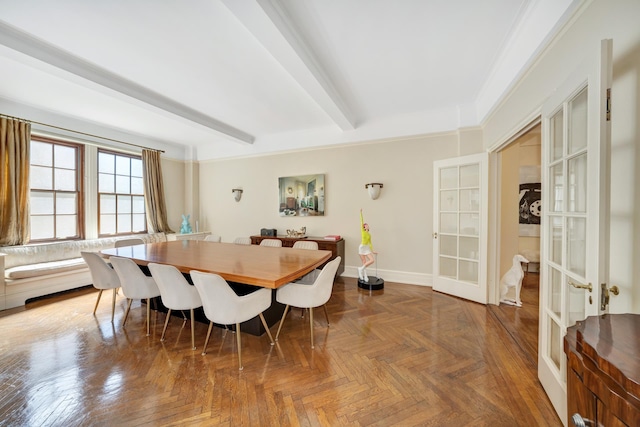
[100,239,332,335]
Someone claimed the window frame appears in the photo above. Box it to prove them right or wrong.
[29,136,85,242]
[97,149,147,237]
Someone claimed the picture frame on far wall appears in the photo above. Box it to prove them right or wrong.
[278,174,325,216]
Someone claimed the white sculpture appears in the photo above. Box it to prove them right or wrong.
[500,254,529,307]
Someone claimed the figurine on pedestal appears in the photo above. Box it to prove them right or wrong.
[358,209,384,290]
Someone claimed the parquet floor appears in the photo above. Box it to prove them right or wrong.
[0,274,559,426]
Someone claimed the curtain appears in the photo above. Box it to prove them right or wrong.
[0,118,31,246]
[142,149,174,234]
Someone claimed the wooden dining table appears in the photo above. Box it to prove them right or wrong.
[100,240,331,289]
[100,240,332,335]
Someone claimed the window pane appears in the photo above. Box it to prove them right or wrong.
[31,141,52,166]
[131,177,143,195]
[100,214,116,235]
[440,167,458,189]
[56,193,77,215]
[55,168,76,191]
[54,145,76,169]
[30,165,52,190]
[117,214,132,233]
[568,88,588,154]
[132,196,145,214]
[459,164,479,187]
[31,216,54,240]
[550,267,562,317]
[117,195,132,214]
[116,156,130,175]
[99,173,115,193]
[568,217,586,278]
[568,154,587,213]
[460,213,479,236]
[459,189,479,211]
[56,215,77,238]
[439,257,456,279]
[99,152,114,174]
[440,213,457,234]
[550,163,563,212]
[30,191,54,214]
[132,214,146,232]
[116,175,130,194]
[551,110,564,162]
[100,194,116,214]
[459,260,478,284]
[440,235,457,257]
[440,190,457,211]
[459,237,478,260]
[131,158,143,177]
[550,216,562,266]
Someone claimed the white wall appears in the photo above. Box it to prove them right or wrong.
[197,133,467,285]
[484,0,640,312]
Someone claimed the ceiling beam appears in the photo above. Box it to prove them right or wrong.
[222,0,356,131]
[0,20,255,145]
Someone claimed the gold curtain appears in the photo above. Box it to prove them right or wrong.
[0,118,31,246]
[142,149,174,234]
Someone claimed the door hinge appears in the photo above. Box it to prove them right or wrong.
[606,88,611,121]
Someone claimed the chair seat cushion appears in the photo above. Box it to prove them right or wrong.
[5,257,86,280]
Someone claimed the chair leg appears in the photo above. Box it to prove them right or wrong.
[309,307,315,349]
[258,313,275,345]
[202,322,214,355]
[93,290,103,314]
[146,298,151,336]
[322,304,330,326]
[275,305,290,342]
[236,323,243,371]
[190,309,196,350]
[123,299,133,326]
[161,309,172,341]
[111,288,117,323]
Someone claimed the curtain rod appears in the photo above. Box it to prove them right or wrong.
[0,113,165,153]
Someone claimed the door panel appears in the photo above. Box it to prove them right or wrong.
[433,153,488,303]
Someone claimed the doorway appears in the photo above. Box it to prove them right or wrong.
[490,123,541,364]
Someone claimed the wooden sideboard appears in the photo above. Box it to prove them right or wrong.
[564,314,640,427]
[250,235,344,276]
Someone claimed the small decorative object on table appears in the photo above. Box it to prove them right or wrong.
[286,227,306,238]
[180,214,193,234]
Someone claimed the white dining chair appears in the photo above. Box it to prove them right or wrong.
[81,251,121,322]
[259,239,282,247]
[203,235,221,242]
[148,263,203,350]
[234,237,252,245]
[114,237,145,248]
[110,256,161,336]
[292,240,320,284]
[190,270,274,370]
[275,256,341,348]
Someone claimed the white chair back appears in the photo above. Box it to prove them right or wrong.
[81,251,120,290]
[115,238,145,248]
[147,263,201,311]
[260,239,282,247]
[204,235,221,242]
[234,237,252,245]
[110,256,160,300]
[277,256,340,308]
[292,240,318,250]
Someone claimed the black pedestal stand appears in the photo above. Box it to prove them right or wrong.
[357,276,384,290]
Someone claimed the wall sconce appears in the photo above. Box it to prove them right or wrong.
[365,183,383,200]
[232,188,243,202]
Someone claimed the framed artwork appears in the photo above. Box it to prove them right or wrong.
[519,166,541,236]
[278,174,325,216]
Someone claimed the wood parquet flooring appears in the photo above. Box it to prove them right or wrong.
[0,276,560,426]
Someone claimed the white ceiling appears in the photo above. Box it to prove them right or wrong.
[0,0,578,160]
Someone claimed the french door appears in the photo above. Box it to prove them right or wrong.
[538,39,612,423]
[432,153,488,303]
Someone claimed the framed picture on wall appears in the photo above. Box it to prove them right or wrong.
[519,166,541,236]
[278,174,325,216]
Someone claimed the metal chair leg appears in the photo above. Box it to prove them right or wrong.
[322,304,330,326]
[236,323,243,370]
[275,305,290,342]
[161,309,172,341]
[93,290,103,314]
[123,299,133,326]
[190,309,196,350]
[202,322,214,355]
[111,288,117,323]
[258,313,275,345]
[146,298,151,336]
[309,307,314,349]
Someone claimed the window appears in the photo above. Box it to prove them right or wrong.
[98,150,146,235]
[29,137,83,241]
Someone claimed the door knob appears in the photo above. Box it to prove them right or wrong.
[568,281,592,292]
[600,283,620,311]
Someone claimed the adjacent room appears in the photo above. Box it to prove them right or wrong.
[1,1,639,425]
